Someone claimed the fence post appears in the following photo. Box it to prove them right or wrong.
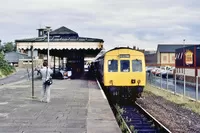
[184,74,186,96]
[196,76,198,101]
[167,72,168,90]
[160,73,162,89]
[149,73,151,84]
[175,74,176,94]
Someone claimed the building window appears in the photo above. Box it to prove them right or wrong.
[172,56,175,61]
[40,31,43,36]
[163,56,167,61]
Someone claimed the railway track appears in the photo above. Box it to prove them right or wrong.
[96,79,171,133]
[114,103,172,133]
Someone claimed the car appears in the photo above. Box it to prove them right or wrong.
[84,62,90,72]
[146,66,155,73]
[161,67,175,78]
[52,67,72,79]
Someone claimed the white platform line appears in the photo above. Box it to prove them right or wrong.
[96,79,107,99]
[0,102,8,105]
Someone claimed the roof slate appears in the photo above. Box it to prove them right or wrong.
[157,44,199,53]
[50,26,78,36]
[15,36,104,43]
[15,26,104,43]
[4,51,30,63]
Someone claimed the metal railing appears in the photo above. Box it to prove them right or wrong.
[147,72,200,101]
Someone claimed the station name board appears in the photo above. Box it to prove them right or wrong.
[185,50,193,65]
[119,54,130,58]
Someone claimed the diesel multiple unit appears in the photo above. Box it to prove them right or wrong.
[93,47,146,102]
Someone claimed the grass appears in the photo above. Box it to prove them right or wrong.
[144,84,200,115]
[0,70,6,78]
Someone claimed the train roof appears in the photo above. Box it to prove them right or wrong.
[94,47,143,61]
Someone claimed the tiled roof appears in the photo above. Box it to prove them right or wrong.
[50,26,78,36]
[4,51,30,63]
[15,36,104,43]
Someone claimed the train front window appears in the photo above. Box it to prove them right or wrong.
[132,59,142,72]
[108,60,118,72]
[120,60,130,72]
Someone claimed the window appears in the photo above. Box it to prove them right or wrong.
[40,31,43,36]
[172,56,175,61]
[120,60,130,72]
[132,59,142,72]
[108,60,118,72]
[163,56,167,61]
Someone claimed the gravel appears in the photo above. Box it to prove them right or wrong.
[137,91,200,133]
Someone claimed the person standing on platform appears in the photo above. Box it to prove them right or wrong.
[40,61,53,103]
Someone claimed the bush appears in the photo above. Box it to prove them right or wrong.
[0,53,15,77]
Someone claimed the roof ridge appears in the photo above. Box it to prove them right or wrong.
[50,26,78,35]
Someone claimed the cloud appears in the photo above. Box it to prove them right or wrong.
[1,0,200,50]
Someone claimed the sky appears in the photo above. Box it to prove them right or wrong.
[1,0,200,50]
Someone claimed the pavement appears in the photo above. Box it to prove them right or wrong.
[0,74,121,133]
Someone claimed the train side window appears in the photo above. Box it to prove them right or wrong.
[132,59,142,72]
[120,60,130,72]
[108,60,118,72]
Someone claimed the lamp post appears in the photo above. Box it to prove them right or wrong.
[31,45,34,98]
[183,39,185,47]
[46,26,51,67]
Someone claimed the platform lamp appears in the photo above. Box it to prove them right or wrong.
[46,26,51,67]
[183,39,186,47]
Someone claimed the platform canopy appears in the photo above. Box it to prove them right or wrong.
[16,26,104,51]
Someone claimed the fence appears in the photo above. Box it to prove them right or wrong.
[147,72,200,101]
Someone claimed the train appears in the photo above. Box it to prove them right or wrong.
[93,47,146,102]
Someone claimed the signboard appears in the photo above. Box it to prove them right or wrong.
[185,50,193,65]
[119,54,130,58]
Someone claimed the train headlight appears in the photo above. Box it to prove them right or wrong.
[137,80,141,85]
[131,79,136,84]
[109,80,113,85]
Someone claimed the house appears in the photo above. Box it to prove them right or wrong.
[4,51,31,66]
[156,44,197,66]
[144,50,157,66]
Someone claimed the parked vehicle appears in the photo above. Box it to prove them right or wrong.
[151,67,160,75]
[161,67,175,78]
[52,67,72,79]
[146,66,155,73]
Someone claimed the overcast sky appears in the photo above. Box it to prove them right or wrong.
[1,0,200,50]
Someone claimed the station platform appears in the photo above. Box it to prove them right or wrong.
[0,74,121,133]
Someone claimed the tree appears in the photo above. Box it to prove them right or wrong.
[3,42,15,52]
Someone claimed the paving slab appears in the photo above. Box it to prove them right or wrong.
[0,75,121,133]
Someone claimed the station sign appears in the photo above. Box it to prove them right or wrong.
[185,50,193,65]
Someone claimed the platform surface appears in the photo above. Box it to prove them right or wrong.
[0,75,121,133]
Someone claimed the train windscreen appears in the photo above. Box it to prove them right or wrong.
[132,59,142,72]
[108,60,118,72]
[120,60,130,72]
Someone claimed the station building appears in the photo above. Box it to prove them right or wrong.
[15,26,104,78]
[146,44,196,66]
[175,45,200,83]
